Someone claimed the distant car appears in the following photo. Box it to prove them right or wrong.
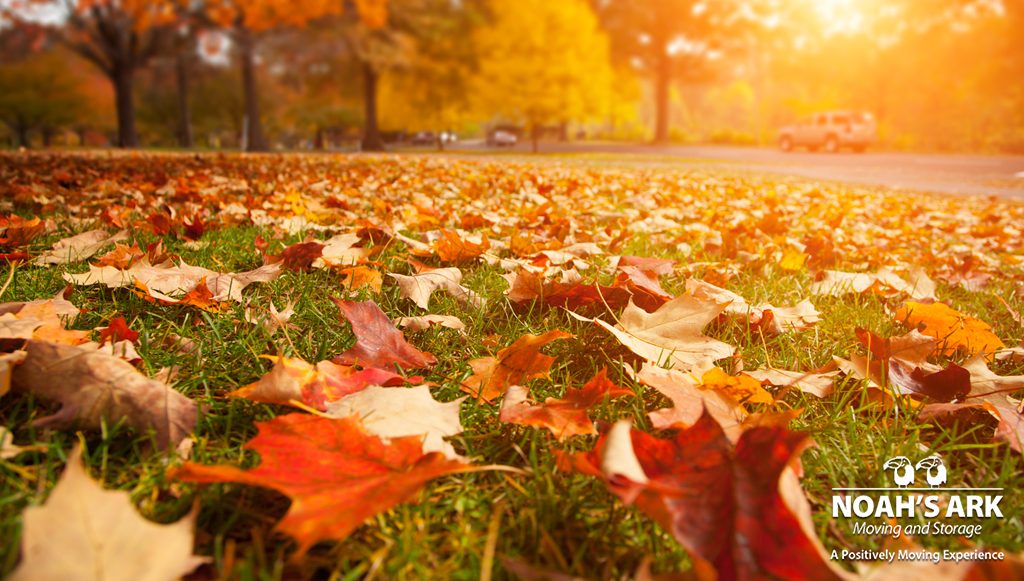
[487,130,517,147]
[410,131,437,146]
[778,111,876,153]
[440,131,458,144]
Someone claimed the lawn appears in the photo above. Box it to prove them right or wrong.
[1,151,1022,579]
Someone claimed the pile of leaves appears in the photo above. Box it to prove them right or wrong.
[1,151,1023,579]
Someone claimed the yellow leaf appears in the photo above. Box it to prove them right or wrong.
[700,367,774,405]
[779,248,807,271]
[895,301,1004,358]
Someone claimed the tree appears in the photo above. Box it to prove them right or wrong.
[377,1,482,150]
[203,0,385,151]
[170,12,199,148]
[335,0,427,152]
[472,0,612,153]
[0,51,85,146]
[2,0,177,147]
[596,0,735,144]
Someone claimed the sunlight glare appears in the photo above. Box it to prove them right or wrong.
[815,0,864,34]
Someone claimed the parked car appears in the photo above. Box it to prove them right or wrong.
[440,131,458,144]
[487,130,517,147]
[410,131,437,146]
[778,111,876,153]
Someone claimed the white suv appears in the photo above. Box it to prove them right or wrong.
[778,111,876,153]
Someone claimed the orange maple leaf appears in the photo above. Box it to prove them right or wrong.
[461,330,572,403]
[172,414,467,559]
[434,229,489,263]
[499,368,632,439]
[895,301,1004,358]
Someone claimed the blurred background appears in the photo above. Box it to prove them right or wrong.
[0,0,1022,153]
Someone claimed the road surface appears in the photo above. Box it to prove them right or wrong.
[442,142,1024,198]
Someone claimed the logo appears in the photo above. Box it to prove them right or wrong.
[827,453,1008,564]
[880,455,947,488]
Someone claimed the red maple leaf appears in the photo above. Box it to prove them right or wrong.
[182,214,207,241]
[560,412,838,580]
[332,298,437,370]
[267,241,325,272]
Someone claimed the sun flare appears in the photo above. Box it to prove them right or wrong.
[815,0,865,33]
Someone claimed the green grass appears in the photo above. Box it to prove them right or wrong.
[1,152,1023,579]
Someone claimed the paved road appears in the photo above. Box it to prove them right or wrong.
[444,142,1024,198]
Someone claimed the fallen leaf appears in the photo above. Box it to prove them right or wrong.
[699,367,774,405]
[314,233,371,268]
[0,293,88,345]
[9,446,205,580]
[745,368,837,398]
[685,280,819,333]
[498,368,632,439]
[0,350,26,396]
[33,229,127,266]
[855,327,937,364]
[396,314,467,332]
[173,414,468,558]
[614,266,673,309]
[338,265,383,292]
[503,268,637,313]
[585,296,734,371]
[244,301,297,334]
[808,268,934,300]
[887,359,971,402]
[97,316,139,345]
[93,243,146,269]
[0,426,39,459]
[332,299,437,370]
[461,330,573,403]
[65,259,281,304]
[0,315,40,341]
[612,255,675,276]
[895,301,1005,358]
[230,355,416,410]
[325,385,466,459]
[0,215,48,248]
[182,214,207,241]
[11,340,197,447]
[560,415,837,580]
[267,241,324,271]
[434,229,489,263]
[916,356,1024,452]
[389,267,485,310]
[635,363,747,440]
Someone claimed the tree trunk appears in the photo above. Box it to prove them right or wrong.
[15,123,30,148]
[176,51,194,149]
[653,48,671,145]
[113,65,139,148]
[531,125,539,153]
[42,127,53,147]
[361,63,384,151]
[239,26,267,152]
